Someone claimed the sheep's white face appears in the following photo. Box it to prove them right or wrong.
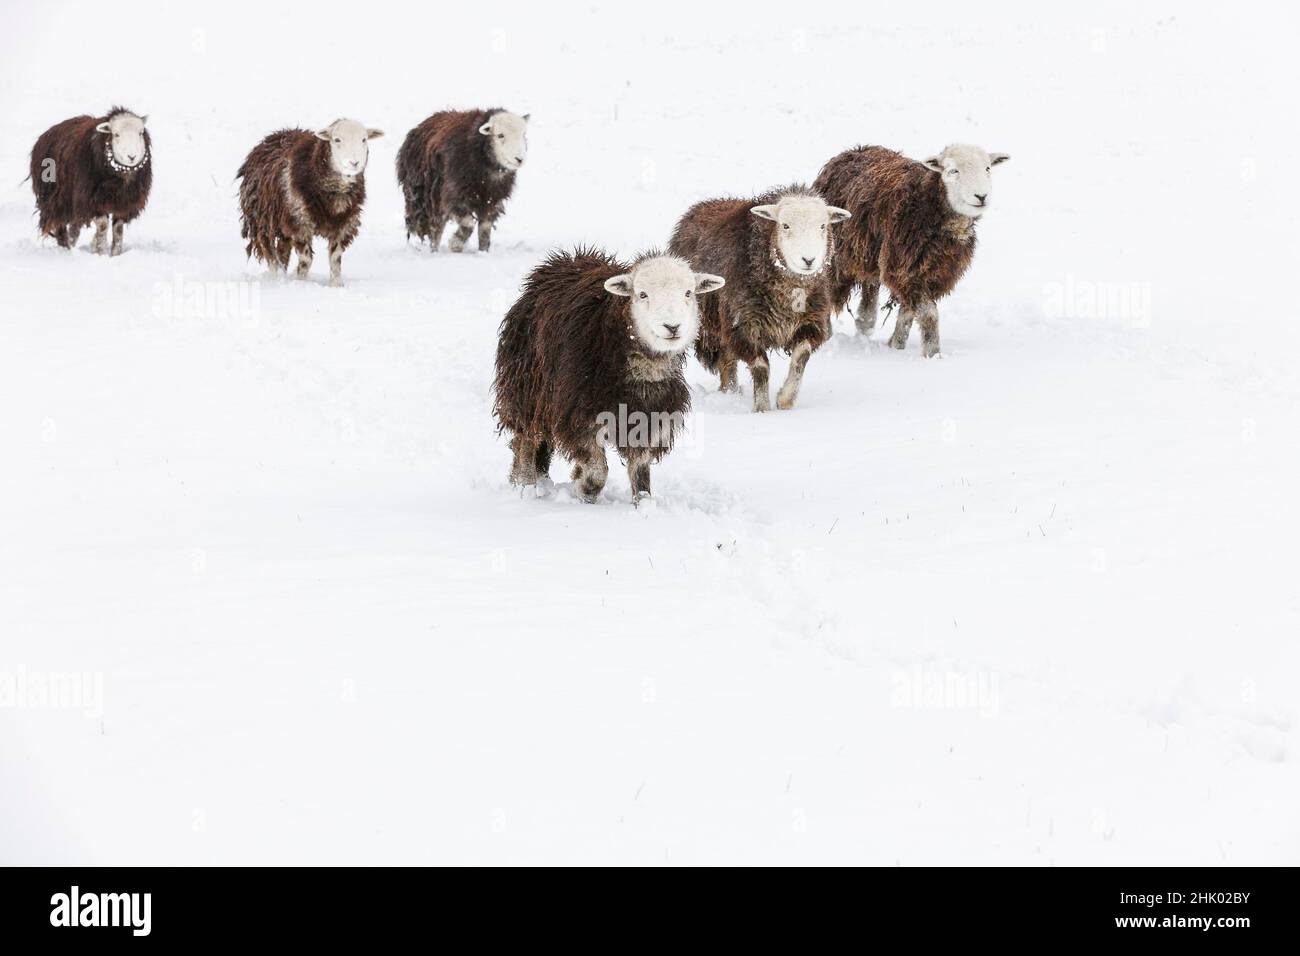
[751,195,851,276]
[604,256,724,354]
[479,111,529,172]
[923,144,1010,219]
[316,119,384,178]
[96,113,148,169]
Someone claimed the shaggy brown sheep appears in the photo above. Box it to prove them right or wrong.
[493,248,723,504]
[27,107,152,255]
[396,108,528,253]
[669,185,849,412]
[236,119,383,286]
[814,144,1009,356]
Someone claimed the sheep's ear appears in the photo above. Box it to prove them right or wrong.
[315,129,332,141]
[96,122,112,134]
[989,152,1010,166]
[140,115,149,125]
[366,129,384,139]
[922,156,946,173]
[695,273,725,295]
[604,274,634,297]
[478,122,493,135]
[827,206,852,223]
[749,204,779,221]
[522,113,531,123]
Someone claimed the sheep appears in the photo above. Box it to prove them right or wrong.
[396,108,528,253]
[493,248,724,504]
[814,144,1009,357]
[668,185,850,412]
[236,119,383,286]
[27,107,152,256]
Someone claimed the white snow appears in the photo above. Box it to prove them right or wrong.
[1,1,1297,864]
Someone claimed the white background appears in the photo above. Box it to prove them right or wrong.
[1,0,1297,864]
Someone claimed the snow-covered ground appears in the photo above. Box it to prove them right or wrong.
[2,1,1298,865]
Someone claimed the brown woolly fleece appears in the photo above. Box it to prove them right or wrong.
[236,129,366,266]
[814,145,977,313]
[396,109,518,247]
[493,248,691,472]
[668,184,836,373]
[28,107,152,247]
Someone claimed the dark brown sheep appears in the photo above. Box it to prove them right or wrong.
[669,185,850,412]
[27,107,152,256]
[493,248,723,504]
[236,119,383,286]
[814,144,1009,356]
[396,108,528,253]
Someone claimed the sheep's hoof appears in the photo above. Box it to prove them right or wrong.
[633,494,656,512]
[328,277,344,288]
[776,392,797,410]
[752,397,771,413]
[888,337,907,350]
[922,342,942,358]
[448,237,466,253]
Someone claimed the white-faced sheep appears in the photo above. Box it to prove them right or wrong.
[396,109,528,253]
[669,185,850,412]
[236,119,383,286]
[28,107,152,255]
[814,144,1009,356]
[493,248,724,504]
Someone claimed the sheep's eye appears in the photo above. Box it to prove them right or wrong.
[638,291,648,300]
[782,223,790,230]
[685,290,692,298]
[497,134,505,140]
[333,138,341,143]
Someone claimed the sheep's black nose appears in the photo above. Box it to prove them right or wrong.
[127,154,137,162]
[663,324,680,337]
[514,156,523,164]
[802,257,815,268]
[974,193,987,202]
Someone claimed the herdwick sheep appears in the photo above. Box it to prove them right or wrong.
[493,248,724,504]
[27,107,152,255]
[396,108,528,253]
[236,119,383,286]
[814,144,1009,356]
[669,185,850,412]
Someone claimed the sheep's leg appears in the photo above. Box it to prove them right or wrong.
[748,355,771,413]
[110,218,125,257]
[327,237,344,287]
[447,214,475,253]
[428,214,447,251]
[917,300,942,357]
[855,283,880,335]
[534,441,552,480]
[889,304,915,350]
[477,215,495,253]
[293,239,314,279]
[776,340,814,410]
[627,450,652,504]
[718,355,739,393]
[268,237,293,276]
[570,439,609,503]
[54,224,73,249]
[509,434,539,486]
[91,216,109,255]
